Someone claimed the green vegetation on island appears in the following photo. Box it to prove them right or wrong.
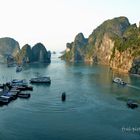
[61,16,140,75]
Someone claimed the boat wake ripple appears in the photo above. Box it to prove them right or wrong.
[127,84,140,90]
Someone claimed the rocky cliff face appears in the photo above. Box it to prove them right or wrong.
[61,16,140,75]
[15,44,33,64]
[130,57,140,74]
[61,33,88,61]
[32,43,51,63]
[16,43,51,64]
[0,37,20,63]
[110,23,140,74]
[0,37,51,64]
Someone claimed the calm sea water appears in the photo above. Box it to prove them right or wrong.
[0,54,140,140]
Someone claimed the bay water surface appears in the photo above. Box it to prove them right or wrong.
[0,54,140,140]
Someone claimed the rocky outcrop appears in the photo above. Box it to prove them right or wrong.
[15,44,33,64]
[0,37,51,64]
[110,23,140,74]
[16,43,51,64]
[22,44,33,63]
[32,43,51,63]
[61,16,140,74]
[61,33,88,61]
[72,33,88,61]
[0,37,20,63]
[130,57,140,75]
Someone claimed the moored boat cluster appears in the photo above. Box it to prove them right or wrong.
[0,76,51,106]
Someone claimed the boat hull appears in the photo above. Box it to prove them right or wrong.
[30,80,51,84]
[30,77,51,84]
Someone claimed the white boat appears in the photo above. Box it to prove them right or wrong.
[0,95,11,104]
[30,76,51,84]
[113,77,127,85]
[16,66,22,72]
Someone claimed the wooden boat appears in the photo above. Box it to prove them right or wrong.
[3,92,17,100]
[10,88,20,93]
[0,95,11,104]
[30,76,51,84]
[17,86,33,91]
[18,93,31,98]
[11,79,28,86]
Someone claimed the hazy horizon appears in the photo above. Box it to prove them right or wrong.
[0,0,139,51]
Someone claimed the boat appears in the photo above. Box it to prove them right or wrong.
[30,76,51,84]
[127,100,138,109]
[11,79,28,86]
[10,88,20,93]
[16,66,22,72]
[5,84,33,91]
[12,79,26,83]
[18,93,31,98]
[0,95,11,104]
[3,92,17,100]
[9,91,19,99]
[113,77,127,85]
[0,84,3,89]
[16,86,33,91]
[9,85,33,91]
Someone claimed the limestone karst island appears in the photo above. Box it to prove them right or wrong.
[61,16,140,75]
[0,38,51,65]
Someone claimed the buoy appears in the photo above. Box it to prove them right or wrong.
[61,92,66,101]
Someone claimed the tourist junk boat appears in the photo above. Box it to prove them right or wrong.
[113,77,127,85]
[16,66,22,72]
[30,76,51,84]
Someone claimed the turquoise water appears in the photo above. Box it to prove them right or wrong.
[0,54,140,140]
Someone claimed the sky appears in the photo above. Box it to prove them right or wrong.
[0,0,139,51]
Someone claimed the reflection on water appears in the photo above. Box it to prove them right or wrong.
[0,54,140,140]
